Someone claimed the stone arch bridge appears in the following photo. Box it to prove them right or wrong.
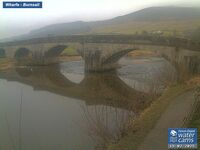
[0,35,199,71]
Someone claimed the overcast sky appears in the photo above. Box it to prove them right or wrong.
[0,0,200,39]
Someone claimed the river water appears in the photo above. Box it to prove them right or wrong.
[0,56,173,150]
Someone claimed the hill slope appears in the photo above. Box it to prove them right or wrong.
[90,7,200,35]
[9,7,200,40]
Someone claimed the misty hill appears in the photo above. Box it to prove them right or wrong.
[110,7,200,22]
[30,21,91,37]
[8,7,200,41]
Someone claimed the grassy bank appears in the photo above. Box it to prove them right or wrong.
[61,47,78,56]
[186,77,200,149]
[187,98,200,149]
[59,56,82,62]
[127,50,158,58]
[108,84,194,150]
[0,58,15,71]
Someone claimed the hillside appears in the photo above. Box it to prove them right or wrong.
[29,21,91,37]
[7,7,200,40]
[91,7,200,35]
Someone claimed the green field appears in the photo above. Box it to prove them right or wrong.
[60,47,78,56]
[90,20,200,37]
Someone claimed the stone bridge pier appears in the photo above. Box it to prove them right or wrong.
[80,43,136,72]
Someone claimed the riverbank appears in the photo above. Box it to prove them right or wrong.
[187,95,200,150]
[59,55,82,62]
[0,58,15,71]
[127,50,158,58]
[188,100,200,150]
[186,77,200,150]
[108,82,197,150]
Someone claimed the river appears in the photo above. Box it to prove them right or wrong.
[0,56,175,150]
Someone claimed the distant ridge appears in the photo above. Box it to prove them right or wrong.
[110,6,200,21]
[4,6,200,41]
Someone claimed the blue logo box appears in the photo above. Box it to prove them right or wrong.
[3,1,42,8]
[168,128,198,149]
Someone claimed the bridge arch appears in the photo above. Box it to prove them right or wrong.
[101,48,136,65]
[45,45,67,57]
[14,47,32,59]
[0,48,6,58]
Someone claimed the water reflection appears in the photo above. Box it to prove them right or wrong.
[0,64,151,150]
[81,104,134,149]
[2,66,150,112]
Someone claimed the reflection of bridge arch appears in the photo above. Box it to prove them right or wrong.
[1,66,150,112]
[0,48,6,58]
[62,72,84,84]
[14,47,32,59]
[101,48,136,65]
[15,67,32,77]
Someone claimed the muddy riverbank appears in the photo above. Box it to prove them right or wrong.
[0,58,15,71]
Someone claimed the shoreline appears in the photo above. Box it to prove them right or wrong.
[0,58,15,72]
[107,83,196,150]
[59,55,82,62]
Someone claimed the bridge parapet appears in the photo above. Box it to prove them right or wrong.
[1,35,199,51]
